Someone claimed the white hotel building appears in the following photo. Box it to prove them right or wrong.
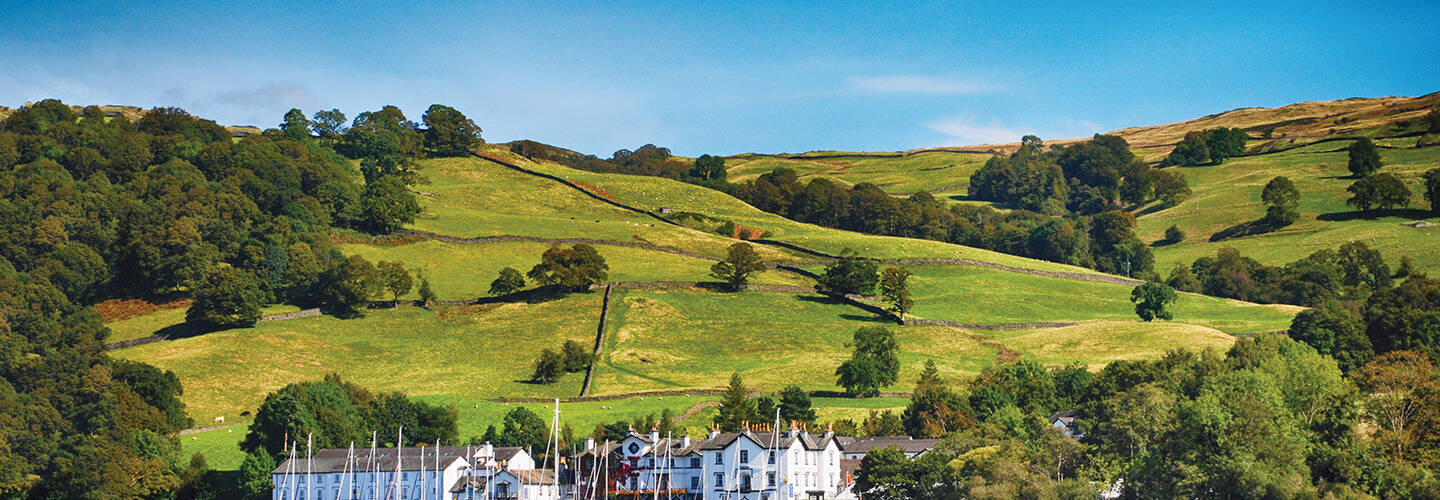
[575,426,850,500]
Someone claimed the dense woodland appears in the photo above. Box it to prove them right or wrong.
[0,99,478,497]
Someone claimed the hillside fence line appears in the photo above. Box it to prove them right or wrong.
[578,285,613,397]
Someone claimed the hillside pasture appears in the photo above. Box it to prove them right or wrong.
[112,297,604,426]
[488,149,1109,275]
[1137,142,1440,274]
[725,150,991,195]
[336,239,812,301]
[587,288,994,395]
[902,265,1301,334]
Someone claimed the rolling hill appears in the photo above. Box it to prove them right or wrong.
[111,143,1298,465]
[715,94,1440,274]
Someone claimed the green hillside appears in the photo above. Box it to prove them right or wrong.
[1137,140,1440,274]
[727,150,991,197]
[113,144,1298,446]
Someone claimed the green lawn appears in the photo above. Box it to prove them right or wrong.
[903,265,1300,334]
[1136,142,1440,274]
[726,151,991,195]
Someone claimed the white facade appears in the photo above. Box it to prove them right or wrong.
[701,431,843,500]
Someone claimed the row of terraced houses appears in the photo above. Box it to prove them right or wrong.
[272,426,939,500]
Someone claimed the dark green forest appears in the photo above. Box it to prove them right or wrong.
[0,99,478,497]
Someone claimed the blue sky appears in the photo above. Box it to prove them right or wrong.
[2,1,1437,156]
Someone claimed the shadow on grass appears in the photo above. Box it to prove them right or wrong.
[1316,208,1434,222]
[152,320,213,340]
[1209,219,1283,242]
[839,313,891,323]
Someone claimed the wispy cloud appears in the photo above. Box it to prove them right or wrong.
[925,117,1103,146]
[846,75,997,95]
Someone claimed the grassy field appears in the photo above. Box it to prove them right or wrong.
[992,320,1239,369]
[182,424,250,470]
[902,265,1300,334]
[1136,142,1440,274]
[726,151,991,195]
[105,304,301,343]
[336,239,811,301]
[489,149,1107,274]
[414,154,798,262]
[113,298,604,424]
[587,288,995,396]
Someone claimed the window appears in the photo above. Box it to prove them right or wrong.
[691,476,700,489]
[767,472,776,486]
[740,450,749,462]
[713,472,724,488]
[714,453,722,465]
[496,482,510,497]
[629,443,641,455]
[740,473,751,490]
[692,457,701,468]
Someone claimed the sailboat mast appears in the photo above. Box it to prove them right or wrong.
[394,427,403,500]
[371,432,379,500]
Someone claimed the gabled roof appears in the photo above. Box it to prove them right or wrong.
[1049,411,1078,426]
[835,436,941,455]
[273,446,469,475]
[698,430,839,452]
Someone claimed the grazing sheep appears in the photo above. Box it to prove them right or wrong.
[214,416,225,424]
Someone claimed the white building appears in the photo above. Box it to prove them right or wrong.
[272,443,536,500]
[700,426,844,500]
[575,425,846,500]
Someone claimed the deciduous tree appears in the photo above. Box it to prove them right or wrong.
[836,326,900,397]
[489,266,526,295]
[1261,175,1300,226]
[879,266,913,323]
[1347,137,1382,178]
[709,242,765,291]
[816,249,879,296]
[361,175,421,233]
[1130,281,1177,321]
[186,265,264,329]
[527,244,608,291]
[421,104,483,157]
[376,260,412,305]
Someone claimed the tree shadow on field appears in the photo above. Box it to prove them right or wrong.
[1209,219,1281,242]
[839,313,890,323]
[1317,208,1433,222]
[151,320,212,340]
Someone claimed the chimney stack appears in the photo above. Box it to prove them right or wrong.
[681,434,691,448]
[649,427,659,442]
[585,438,595,452]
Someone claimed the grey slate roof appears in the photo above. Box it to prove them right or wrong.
[272,445,521,474]
[834,436,941,455]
